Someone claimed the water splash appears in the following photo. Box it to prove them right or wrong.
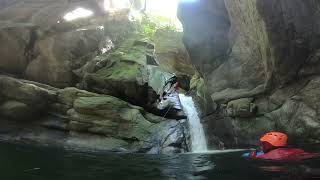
[179,94,208,152]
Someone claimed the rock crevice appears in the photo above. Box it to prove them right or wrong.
[179,0,320,148]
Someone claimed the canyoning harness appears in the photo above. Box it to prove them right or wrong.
[162,76,178,96]
[158,92,182,110]
[157,74,184,120]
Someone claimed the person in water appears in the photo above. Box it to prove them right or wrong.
[242,132,320,161]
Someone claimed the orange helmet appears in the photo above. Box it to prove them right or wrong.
[260,132,288,147]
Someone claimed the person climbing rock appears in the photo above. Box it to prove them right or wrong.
[159,75,179,100]
[157,75,186,119]
[242,132,320,161]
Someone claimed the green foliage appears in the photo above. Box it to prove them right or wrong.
[140,15,179,39]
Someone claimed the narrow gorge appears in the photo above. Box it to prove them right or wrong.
[0,0,320,179]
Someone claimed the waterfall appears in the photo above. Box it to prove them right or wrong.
[179,94,208,152]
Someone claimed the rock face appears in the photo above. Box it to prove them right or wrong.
[153,30,194,76]
[0,1,193,153]
[0,75,56,112]
[0,76,188,153]
[0,0,193,106]
[78,36,151,106]
[0,0,133,87]
[62,89,188,153]
[2,0,320,151]
[179,0,320,148]
[0,101,36,120]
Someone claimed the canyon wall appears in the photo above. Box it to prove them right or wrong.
[179,0,320,148]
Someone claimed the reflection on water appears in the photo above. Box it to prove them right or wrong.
[0,142,319,180]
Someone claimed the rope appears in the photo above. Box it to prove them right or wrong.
[160,103,173,121]
[159,89,192,121]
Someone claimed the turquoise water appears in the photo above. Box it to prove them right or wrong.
[0,142,319,180]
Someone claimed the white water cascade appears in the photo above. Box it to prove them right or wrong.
[179,94,208,152]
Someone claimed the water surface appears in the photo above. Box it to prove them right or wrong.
[0,142,319,180]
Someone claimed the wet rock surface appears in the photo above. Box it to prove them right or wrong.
[0,0,193,153]
[179,0,320,148]
[0,75,188,153]
[4,0,320,152]
[0,0,134,87]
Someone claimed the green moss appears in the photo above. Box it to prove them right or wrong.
[74,96,128,110]
[190,74,206,99]
[121,46,146,64]
[96,61,140,82]
[90,32,148,85]
[103,33,147,64]
[118,34,144,49]
[89,13,185,86]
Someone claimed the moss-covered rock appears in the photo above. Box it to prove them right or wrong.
[0,75,188,153]
[95,61,141,82]
[69,96,153,139]
[0,0,139,88]
[73,96,129,113]
[190,73,205,99]
[82,35,152,106]
[57,87,100,107]
[67,94,188,153]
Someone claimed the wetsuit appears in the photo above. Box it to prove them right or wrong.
[242,148,320,161]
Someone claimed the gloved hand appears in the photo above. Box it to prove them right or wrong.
[242,150,264,158]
